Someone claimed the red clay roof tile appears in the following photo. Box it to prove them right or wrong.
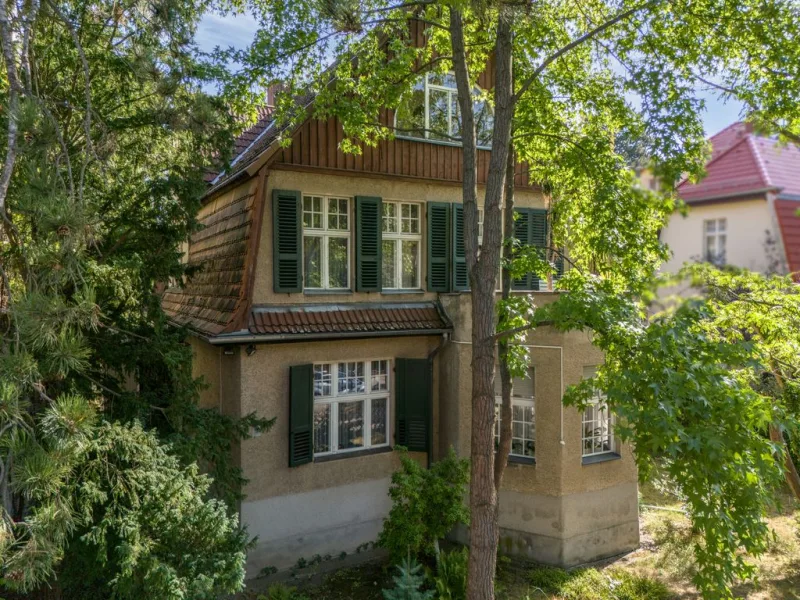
[247,303,451,338]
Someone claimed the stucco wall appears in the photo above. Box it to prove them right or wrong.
[251,169,546,305]
[660,197,779,274]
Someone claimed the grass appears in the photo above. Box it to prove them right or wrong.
[242,482,800,600]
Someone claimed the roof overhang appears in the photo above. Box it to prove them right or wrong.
[682,186,776,205]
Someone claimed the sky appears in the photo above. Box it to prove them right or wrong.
[196,14,745,138]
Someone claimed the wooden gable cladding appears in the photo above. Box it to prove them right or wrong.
[269,113,532,188]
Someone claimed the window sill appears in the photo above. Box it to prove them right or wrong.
[508,455,535,466]
[381,289,425,295]
[313,445,393,463]
[581,452,621,466]
[304,289,353,295]
[394,134,491,152]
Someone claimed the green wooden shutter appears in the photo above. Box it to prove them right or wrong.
[427,202,451,292]
[529,209,548,291]
[512,208,548,291]
[511,209,531,290]
[273,189,302,293]
[289,364,314,467]
[395,358,431,452]
[356,196,382,291]
[451,203,468,291]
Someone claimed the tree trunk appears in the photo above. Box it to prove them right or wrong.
[450,4,515,599]
[494,145,516,491]
[769,424,800,500]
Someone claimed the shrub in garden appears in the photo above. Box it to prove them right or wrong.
[378,447,469,562]
[433,547,468,600]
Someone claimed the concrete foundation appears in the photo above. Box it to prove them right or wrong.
[242,477,392,577]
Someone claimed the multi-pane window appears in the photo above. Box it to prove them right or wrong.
[312,360,390,456]
[382,201,421,289]
[477,209,484,248]
[395,73,493,147]
[703,218,727,266]
[494,369,535,459]
[303,196,350,289]
[582,366,615,457]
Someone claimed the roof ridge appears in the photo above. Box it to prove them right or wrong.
[747,134,773,189]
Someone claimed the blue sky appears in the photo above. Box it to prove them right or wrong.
[196,14,744,138]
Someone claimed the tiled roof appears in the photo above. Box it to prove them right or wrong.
[677,123,800,203]
[247,302,452,337]
[774,199,800,274]
[162,187,262,336]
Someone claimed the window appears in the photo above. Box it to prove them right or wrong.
[303,195,350,289]
[312,359,390,456]
[494,369,535,459]
[703,218,727,266]
[382,201,421,289]
[582,366,615,457]
[395,73,493,147]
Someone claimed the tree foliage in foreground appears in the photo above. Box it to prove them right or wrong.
[0,0,269,593]
[226,0,800,597]
[539,265,800,596]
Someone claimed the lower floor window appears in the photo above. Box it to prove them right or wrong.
[494,369,535,459]
[494,400,535,458]
[312,360,390,455]
[582,366,615,457]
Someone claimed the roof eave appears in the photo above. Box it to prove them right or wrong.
[207,328,453,345]
[682,186,777,204]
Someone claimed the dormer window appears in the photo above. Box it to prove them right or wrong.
[395,73,493,148]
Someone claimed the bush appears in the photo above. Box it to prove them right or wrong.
[378,447,469,562]
[433,547,468,600]
[257,582,309,600]
[528,566,670,600]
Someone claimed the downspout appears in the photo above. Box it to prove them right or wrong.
[427,333,450,468]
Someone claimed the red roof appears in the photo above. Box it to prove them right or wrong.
[677,123,800,203]
[247,303,451,338]
[774,199,800,275]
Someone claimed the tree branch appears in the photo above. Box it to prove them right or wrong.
[513,0,657,103]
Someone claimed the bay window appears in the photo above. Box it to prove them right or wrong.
[313,359,390,456]
[395,73,493,147]
[303,195,350,290]
[382,201,421,289]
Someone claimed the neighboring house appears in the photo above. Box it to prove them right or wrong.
[162,40,638,577]
[660,122,800,275]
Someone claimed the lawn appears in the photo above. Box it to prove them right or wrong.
[244,482,800,600]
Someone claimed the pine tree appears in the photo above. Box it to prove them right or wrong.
[383,556,435,600]
[0,0,268,594]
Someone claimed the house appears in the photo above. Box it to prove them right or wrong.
[660,122,800,275]
[162,47,639,577]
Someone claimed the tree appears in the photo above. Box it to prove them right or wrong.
[226,1,799,598]
[0,0,269,592]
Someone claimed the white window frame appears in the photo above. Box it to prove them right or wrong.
[382,200,422,290]
[703,218,727,266]
[312,359,391,457]
[581,366,616,458]
[302,195,351,290]
[394,72,492,149]
[494,368,535,460]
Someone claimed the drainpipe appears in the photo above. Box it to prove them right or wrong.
[427,333,450,468]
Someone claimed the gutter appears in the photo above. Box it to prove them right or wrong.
[207,327,453,345]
